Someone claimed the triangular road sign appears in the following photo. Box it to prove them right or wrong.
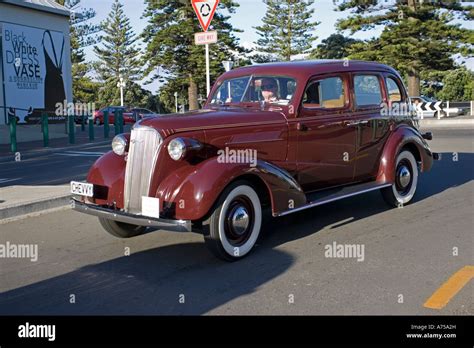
[191,0,219,32]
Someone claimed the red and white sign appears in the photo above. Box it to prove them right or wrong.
[194,31,218,45]
[191,0,219,32]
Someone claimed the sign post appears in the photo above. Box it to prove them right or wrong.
[191,0,219,97]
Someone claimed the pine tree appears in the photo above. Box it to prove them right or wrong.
[55,0,101,103]
[142,0,245,111]
[336,0,473,96]
[254,0,319,61]
[310,34,360,59]
[93,0,141,106]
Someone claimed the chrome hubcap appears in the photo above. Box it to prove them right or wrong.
[231,206,250,235]
[397,165,411,188]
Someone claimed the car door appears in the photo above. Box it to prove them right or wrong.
[295,73,357,192]
[351,72,391,181]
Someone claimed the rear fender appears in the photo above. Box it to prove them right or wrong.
[376,125,434,184]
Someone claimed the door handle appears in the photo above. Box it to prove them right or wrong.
[345,121,360,127]
[297,122,309,131]
[346,120,369,127]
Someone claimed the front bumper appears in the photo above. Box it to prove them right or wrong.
[71,198,192,232]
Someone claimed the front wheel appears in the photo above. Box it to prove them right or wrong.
[381,150,418,207]
[99,217,146,238]
[203,181,262,261]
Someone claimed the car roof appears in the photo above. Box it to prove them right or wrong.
[221,60,400,80]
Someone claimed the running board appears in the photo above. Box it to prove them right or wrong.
[276,181,392,217]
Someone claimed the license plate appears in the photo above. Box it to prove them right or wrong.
[70,181,94,197]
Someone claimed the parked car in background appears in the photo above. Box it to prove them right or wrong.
[93,106,158,125]
[129,108,158,119]
[72,60,438,261]
[410,96,462,118]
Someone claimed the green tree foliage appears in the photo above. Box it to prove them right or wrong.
[337,0,473,96]
[93,0,142,106]
[310,33,360,59]
[437,67,474,101]
[55,0,101,103]
[254,0,319,62]
[142,0,245,111]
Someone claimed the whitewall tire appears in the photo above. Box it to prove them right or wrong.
[382,150,418,206]
[203,181,262,261]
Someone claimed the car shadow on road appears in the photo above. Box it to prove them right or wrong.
[0,242,293,315]
[260,152,474,248]
[0,154,471,315]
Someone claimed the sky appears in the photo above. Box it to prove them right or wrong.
[78,0,473,94]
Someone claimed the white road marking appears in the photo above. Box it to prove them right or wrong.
[0,178,21,184]
[54,151,105,157]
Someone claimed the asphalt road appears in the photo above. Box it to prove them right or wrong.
[0,142,110,187]
[0,128,472,315]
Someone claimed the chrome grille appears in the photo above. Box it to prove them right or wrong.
[123,126,162,213]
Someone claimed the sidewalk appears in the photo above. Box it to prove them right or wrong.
[0,124,130,159]
[0,185,70,222]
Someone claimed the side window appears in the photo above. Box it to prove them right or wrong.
[386,77,402,102]
[302,76,346,109]
[354,75,382,107]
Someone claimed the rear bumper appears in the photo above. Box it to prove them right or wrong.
[71,198,192,232]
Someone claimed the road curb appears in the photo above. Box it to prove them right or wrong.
[0,195,71,222]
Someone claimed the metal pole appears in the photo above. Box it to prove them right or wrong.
[119,110,124,134]
[81,114,85,131]
[88,114,94,141]
[9,115,17,153]
[42,112,49,147]
[205,43,210,97]
[114,110,119,134]
[68,114,75,144]
[104,111,109,139]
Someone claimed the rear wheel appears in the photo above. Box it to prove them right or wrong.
[381,150,418,207]
[203,181,262,261]
[99,217,146,238]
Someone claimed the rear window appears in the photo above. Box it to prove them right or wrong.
[354,75,382,106]
[302,76,346,109]
[386,77,402,102]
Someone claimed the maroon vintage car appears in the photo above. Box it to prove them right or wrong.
[71,60,438,261]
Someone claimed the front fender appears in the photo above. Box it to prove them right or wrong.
[86,151,127,207]
[376,125,434,184]
[155,158,307,221]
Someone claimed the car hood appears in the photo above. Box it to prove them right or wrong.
[136,107,287,136]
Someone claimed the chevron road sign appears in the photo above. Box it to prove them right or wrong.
[413,101,444,113]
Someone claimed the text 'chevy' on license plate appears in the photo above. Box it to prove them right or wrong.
[70,181,94,197]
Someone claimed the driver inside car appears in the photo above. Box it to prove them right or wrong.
[260,78,280,102]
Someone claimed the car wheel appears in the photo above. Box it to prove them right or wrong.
[95,118,101,125]
[381,150,418,207]
[203,181,262,261]
[98,217,146,238]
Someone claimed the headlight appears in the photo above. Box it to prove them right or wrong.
[168,138,186,161]
[112,134,128,156]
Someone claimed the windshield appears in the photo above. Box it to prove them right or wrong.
[210,75,297,106]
